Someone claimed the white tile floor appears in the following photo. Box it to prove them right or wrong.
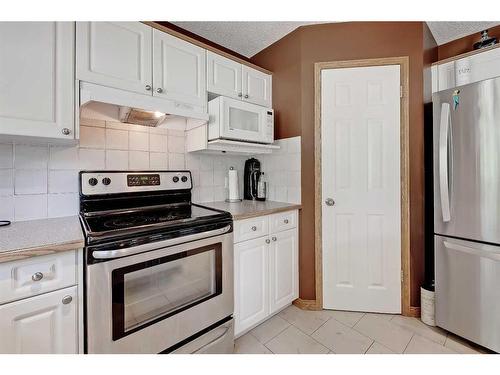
[234,305,490,354]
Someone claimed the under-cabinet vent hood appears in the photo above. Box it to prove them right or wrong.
[118,107,168,127]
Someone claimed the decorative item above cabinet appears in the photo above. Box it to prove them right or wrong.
[0,22,76,142]
[207,51,272,107]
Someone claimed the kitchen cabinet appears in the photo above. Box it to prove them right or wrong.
[153,29,207,111]
[0,251,81,354]
[242,65,272,107]
[0,22,75,140]
[76,22,153,96]
[269,229,298,314]
[234,237,269,335]
[207,52,272,107]
[234,210,298,336]
[0,286,78,354]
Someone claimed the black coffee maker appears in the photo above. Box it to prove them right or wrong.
[244,158,261,200]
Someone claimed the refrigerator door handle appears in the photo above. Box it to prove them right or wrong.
[439,103,451,222]
[444,240,500,262]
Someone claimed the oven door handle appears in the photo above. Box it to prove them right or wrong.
[92,225,232,260]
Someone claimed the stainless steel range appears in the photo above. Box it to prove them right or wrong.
[79,170,234,354]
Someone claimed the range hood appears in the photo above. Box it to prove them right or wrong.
[79,81,209,126]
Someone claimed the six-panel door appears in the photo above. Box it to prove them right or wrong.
[234,236,269,335]
[76,22,153,95]
[0,22,75,140]
[0,286,78,354]
[152,29,207,110]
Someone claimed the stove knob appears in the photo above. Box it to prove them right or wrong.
[172,176,179,183]
[102,177,111,186]
[88,178,98,186]
[181,176,188,182]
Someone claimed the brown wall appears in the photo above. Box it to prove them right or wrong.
[252,22,427,306]
[438,25,500,61]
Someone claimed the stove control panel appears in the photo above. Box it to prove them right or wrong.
[80,171,192,196]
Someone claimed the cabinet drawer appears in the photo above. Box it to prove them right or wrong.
[269,210,297,233]
[0,250,77,305]
[234,216,269,243]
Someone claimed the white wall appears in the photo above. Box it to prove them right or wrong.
[0,116,301,222]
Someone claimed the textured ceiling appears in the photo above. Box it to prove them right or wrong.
[172,21,320,57]
[172,21,500,58]
[426,21,500,45]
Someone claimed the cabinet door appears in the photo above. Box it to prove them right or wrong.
[234,237,269,336]
[269,229,298,314]
[0,286,78,354]
[207,51,242,99]
[242,65,272,107]
[76,22,153,95]
[0,22,75,140]
[153,29,207,109]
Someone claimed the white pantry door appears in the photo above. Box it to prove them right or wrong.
[321,65,401,313]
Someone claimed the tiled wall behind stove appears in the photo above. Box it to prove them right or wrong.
[0,115,301,222]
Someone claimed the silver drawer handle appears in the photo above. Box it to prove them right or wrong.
[61,128,71,135]
[265,239,270,244]
[251,226,257,231]
[62,295,73,305]
[272,236,277,242]
[156,87,163,93]
[284,219,289,224]
[32,272,44,282]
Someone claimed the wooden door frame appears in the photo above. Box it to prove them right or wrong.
[312,57,413,316]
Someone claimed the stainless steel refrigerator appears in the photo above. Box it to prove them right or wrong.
[433,76,500,353]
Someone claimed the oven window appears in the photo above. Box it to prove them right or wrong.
[111,244,222,340]
[229,107,259,133]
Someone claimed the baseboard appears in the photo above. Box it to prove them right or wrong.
[293,298,321,311]
[407,306,421,318]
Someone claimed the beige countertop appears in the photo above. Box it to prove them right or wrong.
[0,216,85,263]
[199,200,301,220]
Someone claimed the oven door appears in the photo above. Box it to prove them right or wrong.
[220,96,273,144]
[86,231,233,354]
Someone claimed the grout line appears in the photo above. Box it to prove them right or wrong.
[402,333,414,354]
[364,340,376,354]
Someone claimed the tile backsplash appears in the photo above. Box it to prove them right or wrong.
[0,116,301,222]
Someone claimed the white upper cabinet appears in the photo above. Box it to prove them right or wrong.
[207,51,242,99]
[76,22,153,95]
[206,52,272,107]
[0,22,75,140]
[153,29,207,110]
[242,65,272,107]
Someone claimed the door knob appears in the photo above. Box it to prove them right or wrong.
[62,295,73,305]
[145,85,152,91]
[325,198,335,206]
[156,87,163,93]
[32,272,44,281]
[244,94,249,99]
[61,128,71,135]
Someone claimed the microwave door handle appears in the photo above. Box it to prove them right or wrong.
[439,103,451,222]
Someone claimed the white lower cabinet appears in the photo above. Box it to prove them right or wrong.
[0,250,81,354]
[0,286,78,354]
[234,210,298,336]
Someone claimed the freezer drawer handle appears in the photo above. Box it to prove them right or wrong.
[444,240,500,262]
[439,103,452,222]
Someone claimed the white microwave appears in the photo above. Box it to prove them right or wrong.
[208,96,274,144]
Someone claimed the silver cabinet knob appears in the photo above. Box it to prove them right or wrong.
[61,128,71,135]
[156,87,163,93]
[145,84,152,91]
[32,272,44,282]
[244,94,249,99]
[272,236,277,242]
[62,295,73,305]
[325,198,335,206]
[284,219,289,224]
[251,226,257,231]
[265,239,270,244]
[238,92,242,97]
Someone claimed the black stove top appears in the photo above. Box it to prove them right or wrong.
[79,170,232,247]
[84,204,227,235]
